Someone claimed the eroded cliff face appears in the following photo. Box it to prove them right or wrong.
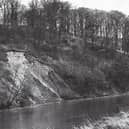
[0,51,78,108]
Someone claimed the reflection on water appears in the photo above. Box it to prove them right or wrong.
[0,94,129,129]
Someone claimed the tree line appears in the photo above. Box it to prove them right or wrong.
[0,0,129,52]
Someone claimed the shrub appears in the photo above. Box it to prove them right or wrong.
[106,59,129,92]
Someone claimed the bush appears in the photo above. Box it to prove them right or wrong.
[106,60,129,92]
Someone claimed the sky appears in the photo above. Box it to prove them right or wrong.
[21,0,129,15]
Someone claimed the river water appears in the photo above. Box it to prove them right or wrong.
[0,94,129,129]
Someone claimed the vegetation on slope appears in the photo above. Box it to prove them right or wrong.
[1,39,129,109]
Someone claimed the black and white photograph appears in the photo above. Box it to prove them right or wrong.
[0,0,129,129]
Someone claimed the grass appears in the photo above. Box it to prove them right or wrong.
[73,111,129,129]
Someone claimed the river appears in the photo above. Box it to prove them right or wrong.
[0,94,129,129]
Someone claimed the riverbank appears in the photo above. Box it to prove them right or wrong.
[1,93,129,113]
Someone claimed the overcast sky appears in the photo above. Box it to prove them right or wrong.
[21,0,129,15]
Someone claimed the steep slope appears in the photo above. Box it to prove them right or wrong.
[0,51,78,108]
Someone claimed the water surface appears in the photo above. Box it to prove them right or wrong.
[0,94,129,129]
